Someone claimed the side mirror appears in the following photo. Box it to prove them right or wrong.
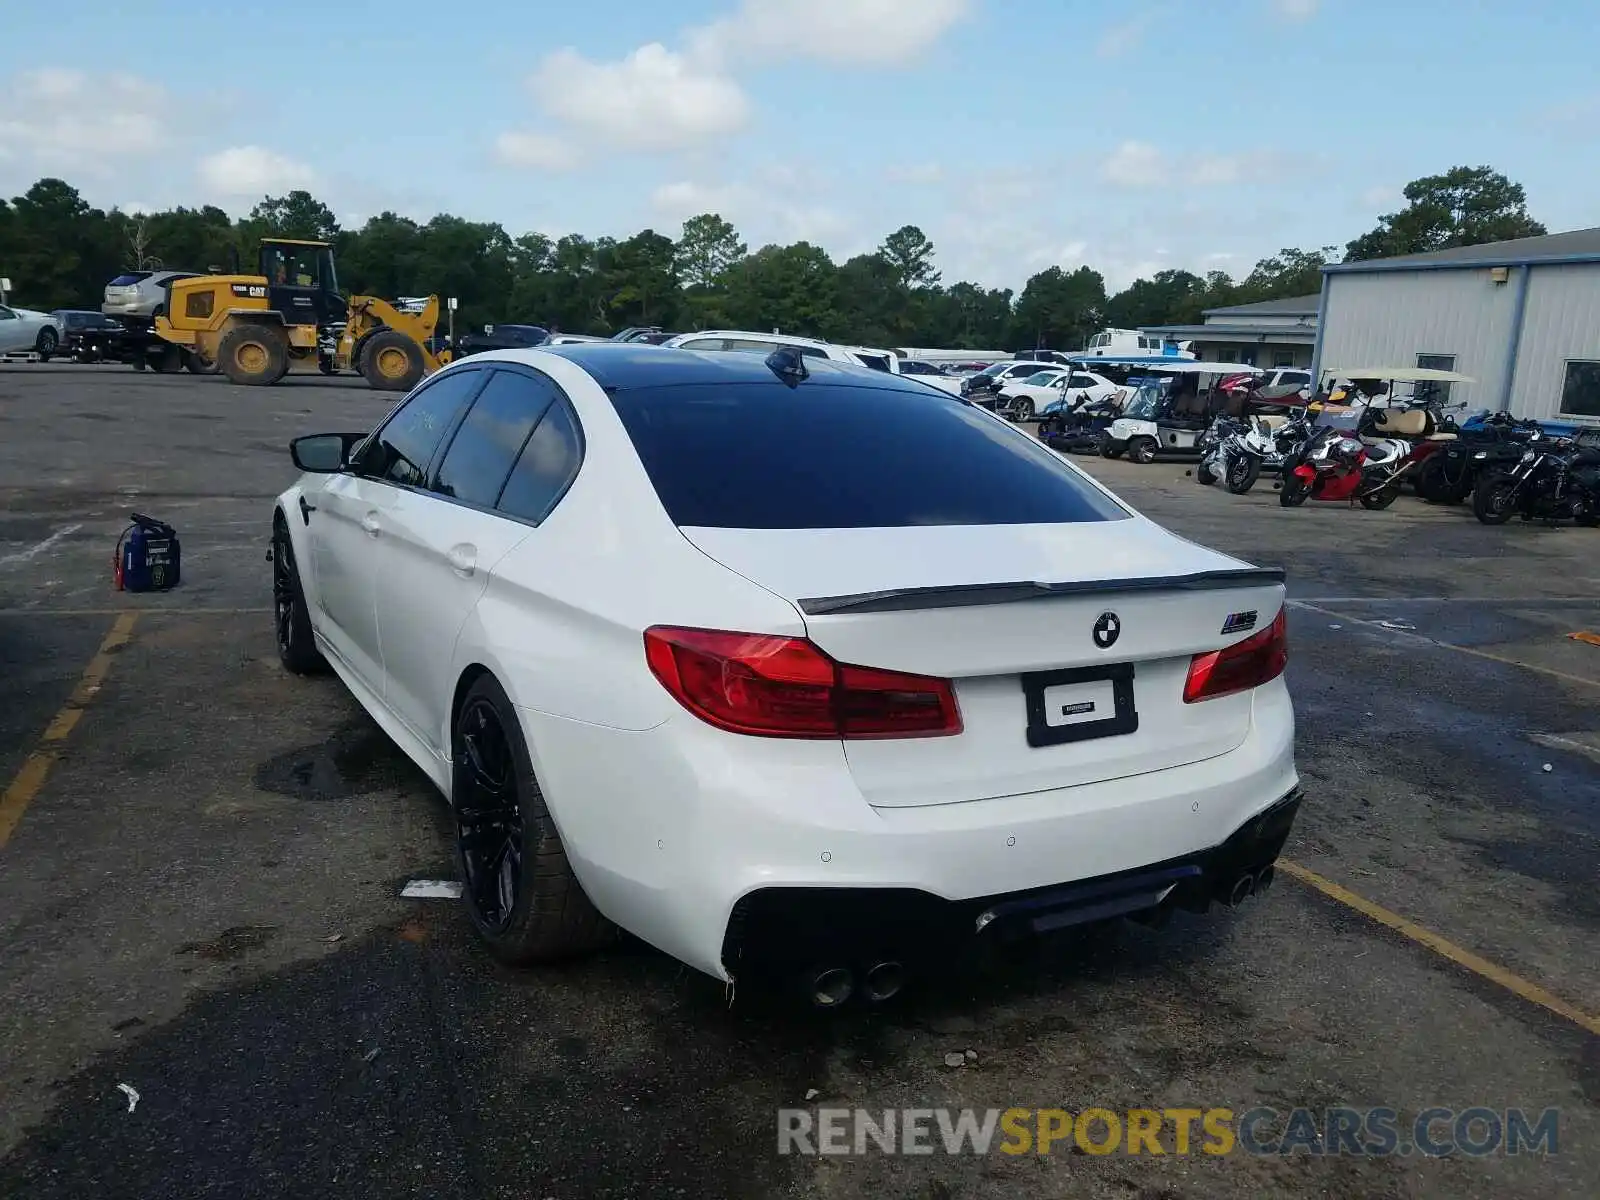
[290,432,365,473]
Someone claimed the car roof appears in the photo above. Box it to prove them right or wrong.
[517,342,950,394]
[675,329,833,349]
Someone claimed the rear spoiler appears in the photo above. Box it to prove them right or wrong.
[797,567,1286,616]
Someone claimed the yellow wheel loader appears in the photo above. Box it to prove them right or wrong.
[153,238,451,391]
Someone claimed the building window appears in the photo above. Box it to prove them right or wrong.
[1560,360,1600,419]
[1273,351,1294,368]
[1236,348,1257,366]
[1415,353,1456,406]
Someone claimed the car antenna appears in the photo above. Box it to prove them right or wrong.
[766,347,809,387]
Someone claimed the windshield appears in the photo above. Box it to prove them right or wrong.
[977,363,1009,379]
[1123,386,1164,420]
[1021,371,1060,386]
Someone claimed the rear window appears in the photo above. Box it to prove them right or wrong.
[108,273,151,287]
[609,381,1130,529]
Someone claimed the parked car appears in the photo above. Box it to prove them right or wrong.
[455,324,550,357]
[961,359,1061,408]
[1027,369,1123,420]
[897,358,964,395]
[102,269,202,320]
[49,310,127,362]
[663,329,869,367]
[270,344,1299,997]
[0,305,62,359]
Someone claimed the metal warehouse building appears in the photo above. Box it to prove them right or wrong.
[1311,227,1600,426]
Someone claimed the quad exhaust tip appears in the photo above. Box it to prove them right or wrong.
[863,961,905,1004]
[1228,873,1256,906]
[808,967,855,1009]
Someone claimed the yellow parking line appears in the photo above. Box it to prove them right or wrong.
[1568,631,1600,647]
[0,613,138,849]
[1279,859,1600,1036]
[1290,600,1600,690]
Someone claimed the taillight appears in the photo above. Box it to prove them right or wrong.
[1183,609,1288,703]
[643,626,962,739]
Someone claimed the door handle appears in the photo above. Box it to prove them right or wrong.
[447,544,477,577]
[298,495,315,525]
[360,512,381,537]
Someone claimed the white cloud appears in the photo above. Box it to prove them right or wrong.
[493,131,580,171]
[1271,0,1320,20]
[1097,14,1155,58]
[1104,141,1167,188]
[197,145,318,197]
[0,69,171,171]
[885,163,945,185]
[1360,184,1396,209]
[1191,154,1248,186]
[690,0,971,67]
[530,44,748,151]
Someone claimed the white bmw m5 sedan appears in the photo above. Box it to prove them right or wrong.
[271,343,1298,1000]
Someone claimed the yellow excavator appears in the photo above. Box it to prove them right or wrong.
[153,238,451,391]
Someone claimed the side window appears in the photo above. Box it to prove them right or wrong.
[1069,374,1096,388]
[0,307,15,321]
[432,369,557,508]
[798,345,831,359]
[723,338,781,354]
[680,338,726,352]
[357,368,484,487]
[497,399,583,525]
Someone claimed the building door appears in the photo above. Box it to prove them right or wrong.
[1416,353,1456,407]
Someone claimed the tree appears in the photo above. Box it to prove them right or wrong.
[674,214,745,290]
[605,229,678,326]
[880,225,940,290]
[1104,269,1209,329]
[1011,265,1106,350]
[1345,167,1546,262]
[1239,247,1333,300]
[245,190,340,242]
[721,242,840,336]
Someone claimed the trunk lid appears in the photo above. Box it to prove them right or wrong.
[681,521,1284,808]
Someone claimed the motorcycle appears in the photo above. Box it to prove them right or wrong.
[1472,433,1600,526]
[1276,423,1403,510]
[1193,415,1249,488]
[1416,412,1543,505]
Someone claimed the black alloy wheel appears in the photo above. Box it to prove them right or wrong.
[456,697,524,935]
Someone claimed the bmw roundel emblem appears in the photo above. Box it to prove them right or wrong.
[1092,611,1121,649]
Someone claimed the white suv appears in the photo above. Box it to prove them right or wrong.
[664,330,869,367]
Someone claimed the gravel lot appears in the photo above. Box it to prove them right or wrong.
[1,362,1596,1199]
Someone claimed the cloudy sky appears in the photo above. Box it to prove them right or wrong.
[1,0,1594,290]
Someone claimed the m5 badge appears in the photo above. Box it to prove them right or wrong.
[1221,610,1258,635]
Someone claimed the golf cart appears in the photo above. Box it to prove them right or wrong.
[1100,360,1266,463]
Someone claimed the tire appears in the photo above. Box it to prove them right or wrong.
[218,324,289,386]
[149,343,183,373]
[35,327,57,361]
[1013,397,1035,421]
[1101,441,1122,459]
[131,355,148,371]
[183,351,217,375]
[272,517,325,675]
[1279,473,1310,508]
[1472,474,1517,525]
[1360,482,1401,510]
[1130,437,1157,464]
[1195,461,1217,486]
[1225,454,1261,495]
[453,673,614,964]
[1415,454,1451,504]
[361,329,426,392]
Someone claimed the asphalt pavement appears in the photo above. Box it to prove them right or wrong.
[0,363,1596,1199]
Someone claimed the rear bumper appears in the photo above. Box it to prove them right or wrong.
[521,678,1298,982]
[722,788,1301,970]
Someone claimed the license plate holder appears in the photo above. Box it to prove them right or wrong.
[1021,663,1138,748]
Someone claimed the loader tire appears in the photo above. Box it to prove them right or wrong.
[219,325,289,386]
[362,330,426,392]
